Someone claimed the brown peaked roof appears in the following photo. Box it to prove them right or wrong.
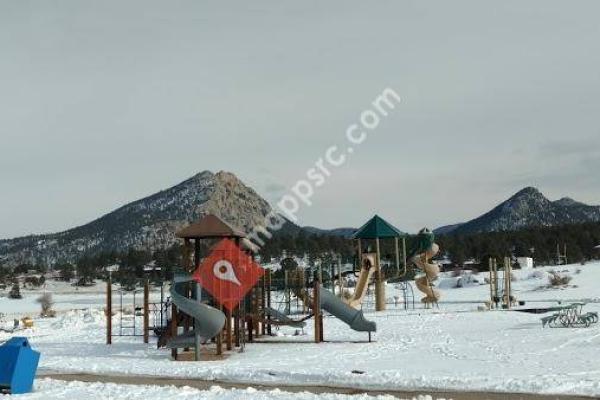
[176,214,246,239]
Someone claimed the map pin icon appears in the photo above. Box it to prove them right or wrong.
[213,260,242,286]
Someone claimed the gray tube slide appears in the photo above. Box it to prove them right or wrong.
[319,286,376,332]
[166,275,226,349]
[264,307,307,328]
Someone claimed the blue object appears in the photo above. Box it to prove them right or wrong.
[0,337,41,394]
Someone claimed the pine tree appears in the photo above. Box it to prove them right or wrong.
[9,281,22,299]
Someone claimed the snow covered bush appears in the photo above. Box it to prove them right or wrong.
[529,270,546,280]
[37,293,56,317]
[548,271,572,287]
[8,281,22,299]
[51,309,103,329]
[455,273,482,288]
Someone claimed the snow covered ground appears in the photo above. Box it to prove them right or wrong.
[0,280,164,319]
[13,379,437,400]
[1,262,600,397]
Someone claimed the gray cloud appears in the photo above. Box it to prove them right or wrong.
[1,1,600,237]
[539,138,600,158]
[264,183,286,194]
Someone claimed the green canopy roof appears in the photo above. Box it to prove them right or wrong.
[351,215,405,239]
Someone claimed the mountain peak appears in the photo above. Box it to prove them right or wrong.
[194,170,214,177]
[0,170,273,266]
[501,187,550,212]
[450,186,600,235]
[189,170,215,181]
[215,170,243,185]
[512,186,544,198]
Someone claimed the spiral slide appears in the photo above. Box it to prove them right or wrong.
[413,242,441,305]
[165,275,226,349]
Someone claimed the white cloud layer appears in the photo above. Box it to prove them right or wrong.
[1,1,599,237]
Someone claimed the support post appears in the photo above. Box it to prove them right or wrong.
[106,278,112,345]
[226,309,233,351]
[189,238,200,355]
[395,237,400,275]
[504,257,512,310]
[313,279,322,343]
[171,303,178,360]
[330,262,335,291]
[194,282,202,361]
[143,280,149,344]
[260,275,266,335]
[492,258,499,309]
[266,270,272,336]
[338,257,343,298]
[402,237,407,275]
[319,312,324,343]
[247,315,253,342]
[216,306,223,355]
[234,309,240,347]
[357,239,362,273]
[375,238,386,311]
[217,331,223,356]
[488,258,494,309]
[284,270,290,314]
[318,263,323,287]
[251,287,259,337]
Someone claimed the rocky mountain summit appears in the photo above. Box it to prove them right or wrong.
[442,187,600,235]
[0,171,272,266]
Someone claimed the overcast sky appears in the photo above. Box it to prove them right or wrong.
[1,1,600,238]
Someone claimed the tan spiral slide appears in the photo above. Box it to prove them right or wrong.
[413,242,441,305]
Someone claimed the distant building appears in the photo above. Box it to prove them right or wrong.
[463,259,481,269]
[517,257,534,270]
[105,264,120,273]
[143,261,161,273]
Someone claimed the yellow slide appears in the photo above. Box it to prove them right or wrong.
[348,255,376,308]
[413,242,441,306]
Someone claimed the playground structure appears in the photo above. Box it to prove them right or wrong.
[350,215,408,312]
[488,257,515,309]
[410,228,441,308]
[106,280,169,344]
[106,214,377,361]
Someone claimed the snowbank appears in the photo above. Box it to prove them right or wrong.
[12,379,443,400]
